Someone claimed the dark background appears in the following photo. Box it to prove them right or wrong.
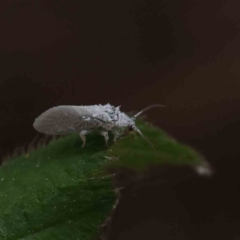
[0,0,240,239]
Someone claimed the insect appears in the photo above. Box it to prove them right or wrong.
[33,104,164,147]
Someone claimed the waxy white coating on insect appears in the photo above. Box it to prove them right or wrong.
[33,103,163,147]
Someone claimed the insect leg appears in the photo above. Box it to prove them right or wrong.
[99,131,109,146]
[111,129,120,142]
[79,130,92,147]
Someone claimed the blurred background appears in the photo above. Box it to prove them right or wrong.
[0,0,240,239]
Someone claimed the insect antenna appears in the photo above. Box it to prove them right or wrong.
[132,126,157,153]
[133,104,165,119]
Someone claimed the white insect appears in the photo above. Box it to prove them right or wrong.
[33,104,163,147]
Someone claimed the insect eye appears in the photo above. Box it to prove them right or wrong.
[128,126,134,131]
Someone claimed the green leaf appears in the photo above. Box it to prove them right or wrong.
[0,120,207,240]
[107,120,204,170]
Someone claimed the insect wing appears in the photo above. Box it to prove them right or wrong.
[33,106,102,135]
